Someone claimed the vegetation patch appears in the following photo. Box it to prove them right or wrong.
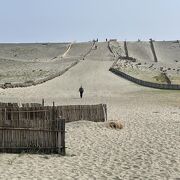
[106,120,123,129]
[153,73,171,84]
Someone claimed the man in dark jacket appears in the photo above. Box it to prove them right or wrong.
[79,86,84,98]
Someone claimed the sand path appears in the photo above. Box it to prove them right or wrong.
[0,41,143,105]
[0,59,141,104]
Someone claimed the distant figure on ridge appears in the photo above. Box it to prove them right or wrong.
[79,86,84,98]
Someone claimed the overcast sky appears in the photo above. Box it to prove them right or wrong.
[0,0,180,42]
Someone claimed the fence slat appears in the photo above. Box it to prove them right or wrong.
[57,117,65,155]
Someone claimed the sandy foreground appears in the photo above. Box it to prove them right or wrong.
[0,45,179,179]
[0,103,179,180]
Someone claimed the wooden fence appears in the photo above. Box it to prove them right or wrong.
[0,102,107,122]
[0,106,65,155]
[110,67,180,90]
[0,103,107,154]
[56,104,107,122]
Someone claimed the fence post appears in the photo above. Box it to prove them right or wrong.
[42,99,45,107]
[52,101,55,117]
[57,117,65,155]
[124,41,129,58]
[4,108,6,122]
[149,39,158,62]
[103,104,107,121]
[51,101,56,130]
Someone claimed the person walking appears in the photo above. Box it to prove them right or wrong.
[79,86,84,98]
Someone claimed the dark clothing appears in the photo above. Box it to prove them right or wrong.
[79,87,84,98]
[80,92,83,98]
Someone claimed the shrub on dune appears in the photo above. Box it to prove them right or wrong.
[107,120,123,129]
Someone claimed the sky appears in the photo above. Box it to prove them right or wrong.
[0,0,180,43]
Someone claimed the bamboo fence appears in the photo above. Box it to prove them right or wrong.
[0,106,65,155]
[0,102,107,154]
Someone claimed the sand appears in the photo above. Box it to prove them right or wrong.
[0,43,70,62]
[86,42,115,61]
[0,43,77,85]
[154,41,180,65]
[0,42,180,179]
[109,41,126,57]
[127,41,154,62]
[0,58,77,84]
[110,41,180,85]
[0,101,179,180]
[65,42,93,59]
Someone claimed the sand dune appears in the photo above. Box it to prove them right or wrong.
[127,41,154,62]
[109,40,126,57]
[0,43,79,85]
[0,41,180,179]
[65,42,93,59]
[111,41,180,85]
[0,43,70,62]
[86,42,115,61]
[154,41,180,65]
[0,103,179,180]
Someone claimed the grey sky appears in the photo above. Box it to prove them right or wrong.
[0,0,179,42]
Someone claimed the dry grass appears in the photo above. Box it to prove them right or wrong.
[153,72,171,84]
[106,120,123,129]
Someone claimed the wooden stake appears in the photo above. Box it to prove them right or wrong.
[42,99,45,107]
[57,117,65,155]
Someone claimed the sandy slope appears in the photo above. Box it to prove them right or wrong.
[111,41,180,84]
[0,42,180,179]
[109,41,126,57]
[0,58,77,84]
[0,43,69,62]
[65,42,93,58]
[86,42,115,61]
[127,41,154,62]
[0,43,79,85]
[154,41,180,66]
[0,59,138,103]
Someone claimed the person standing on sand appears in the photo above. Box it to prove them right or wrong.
[79,86,84,98]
